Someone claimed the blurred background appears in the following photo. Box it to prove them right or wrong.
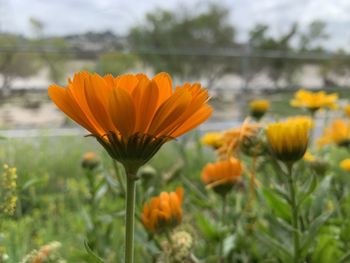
[0,0,349,132]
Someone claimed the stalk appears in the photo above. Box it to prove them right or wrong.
[287,163,300,263]
[125,174,137,263]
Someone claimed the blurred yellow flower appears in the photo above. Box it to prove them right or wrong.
[201,158,242,195]
[141,188,183,233]
[344,105,350,118]
[201,132,223,149]
[340,159,350,172]
[249,99,270,120]
[303,151,316,162]
[266,118,310,163]
[290,89,338,113]
[287,115,314,129]
[318,119,350,147]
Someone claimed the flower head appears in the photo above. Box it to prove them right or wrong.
[81,151,100,170]
[218,119,260,158]
[266,118,310,163]
[49,72,212,171]
[201,132,223,149]
[201,158,242,196]
[290,89,338,113]
[141,188,183,233]
[344,105,350,118]
[249,99,270,120]
[318,119,350,148]
[340,159,350,172]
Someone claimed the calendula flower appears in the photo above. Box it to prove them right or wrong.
[290,89,338,113]
[218,118,260,158]
[287,115,314,129]
[81,151,100,170]
[340,159,350,172]
[344,105,350,118]
[201,132,223,149]
[49,72,212,173]
[318,119,350,148]
[266,118,310,163]
[141,188,183,234]
[201,158,242,196]
[249,99,270,120]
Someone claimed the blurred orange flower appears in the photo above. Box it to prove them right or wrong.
[49,72,212,171]
[141,188,184,233]
[344,105,350,118]
[201,158,242,195]
[218,119,260,158]
[318,119,350,147]
[290,89,338,113]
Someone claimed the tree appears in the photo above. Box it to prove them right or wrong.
[248,23,299,89]
[128,4,237,88]
[0,34,41,95]
[96,51,138,75]
[29,17,70,83]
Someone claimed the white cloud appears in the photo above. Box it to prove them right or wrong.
[4,0,350,49]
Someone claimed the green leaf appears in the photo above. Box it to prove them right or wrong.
[196,214,224,241]
[300,212,332,259]
[84,240,105,263]
[255,232,292,262]
[338,251,350,263]
[297,172,317,208]
[223,234,236,257]
[262,187,291,221]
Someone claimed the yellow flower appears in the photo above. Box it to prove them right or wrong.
[141,188,183,233]
[201,158,242,195]
[48,72,212,172]
[344,105,350,118]
[303,151,316,162]
[290,89,338,112]
[340,159,350,172]
[318,119,350,147]
[201,132,223,149]
[287,115,314,129]
[266,118,310,163]
[249,99,270,120]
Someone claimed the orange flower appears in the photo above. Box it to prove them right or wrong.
[141,188,183,233]
[49,72,212,171]
[318,119,350,147]
[201,158,242,195]
[218,119,260,158]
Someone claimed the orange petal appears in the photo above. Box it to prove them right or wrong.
[153,72,173,106]
[84,74,115,132]
[48,85,101,135]
[109,87,136,137]
[132,79,159,133]
[148,89,192,136]
[171,105,212,137]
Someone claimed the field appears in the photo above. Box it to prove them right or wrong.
[0,86,350,263]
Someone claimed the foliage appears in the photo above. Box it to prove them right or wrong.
[128,4,236,87]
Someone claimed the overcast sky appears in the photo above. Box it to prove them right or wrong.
[4,0,350,50]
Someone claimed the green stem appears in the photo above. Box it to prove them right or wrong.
[287,163,300,263]
[219,194,227,263]
[125,175,137,263]
[113,160,126,197]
